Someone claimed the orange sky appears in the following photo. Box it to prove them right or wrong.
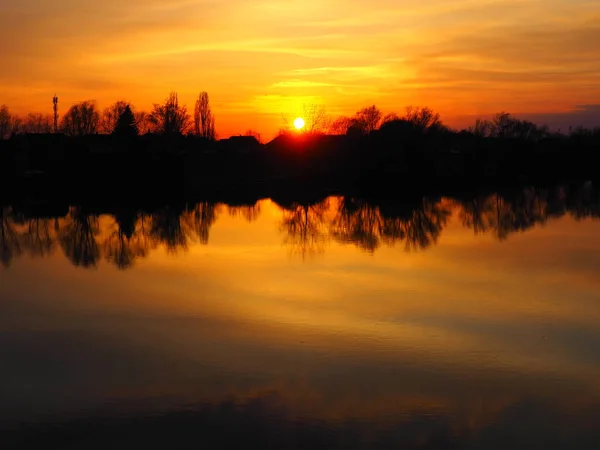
[1,0,599,138]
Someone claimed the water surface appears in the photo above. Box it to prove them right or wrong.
[2,185,600,449]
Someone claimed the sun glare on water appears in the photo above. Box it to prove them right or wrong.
[294,117,305,130]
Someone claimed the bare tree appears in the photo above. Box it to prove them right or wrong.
[402,106,442,132]
[381,112,399,125]
[60,101,100,136]
[0,105,11,139]
[468,118,491,137]
[149,92,191,135]
[302,104,330,134]
[10,115,22,136]
[487,112,547,140]
[194,92,216,139]
[329,116,352,135]
[329,106,382,136]
[100,101,130,134]
[23,113,53,134]
[134,111,151,135]
[354,105,382,134]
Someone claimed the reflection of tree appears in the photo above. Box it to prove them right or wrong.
[458,195,497,235]
[2,182,600,269]
[458,189,552,240]
[58,208,100,268]
[228,203,261,222]
[332,198,451,252]
[102,210,151,269]
[567,183,600,220]
[150,206,189,253]
[184,202,219,244]
[0,207,22,268]
[381,199,451,250]
[20,218,56,257]
[332,198,383,252]
[280,200,330,259]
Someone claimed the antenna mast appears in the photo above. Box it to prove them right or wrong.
[53,95,58,133]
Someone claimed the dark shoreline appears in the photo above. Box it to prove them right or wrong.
[2,128,600,210]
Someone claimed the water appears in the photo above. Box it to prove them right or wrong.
[2,185,600,449]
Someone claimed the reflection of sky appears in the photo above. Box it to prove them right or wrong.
[1,0,599,137]
[2,201,600,447]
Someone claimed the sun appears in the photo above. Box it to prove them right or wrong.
[293,117,305,130]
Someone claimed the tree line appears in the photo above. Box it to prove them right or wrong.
[2,96,599,142]
[0,91,216,139]
[3,182,600,269]
[279,104,599,141]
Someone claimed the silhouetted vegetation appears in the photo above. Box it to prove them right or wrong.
[60,101,100,136]
[149,92,191,135]
[100,101,130,134]
[194,92,216,140]
[113,105,138,137]
[2,95,600,220]
[2,181,600,270]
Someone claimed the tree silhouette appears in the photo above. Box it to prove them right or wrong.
[113,105,138,137]
[381,112,400,125]
[10,115,23,136]
[467,118,491,137]
[60,101,100,136]
[475,112,549,140]
[351,105,382,135]
[329,105,382,136]
[134,111,152,135]
[329,116,352,135]
[0,105,11,140]
[402,106,444,132]
[149,92,191,135]
[194,92,216,139]
[22,113,53,134]
[100,101,130,134]
[302,104,330,134]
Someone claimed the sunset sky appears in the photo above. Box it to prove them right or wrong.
[1,0,599,138]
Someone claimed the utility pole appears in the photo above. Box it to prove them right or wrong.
[53,95,59,133]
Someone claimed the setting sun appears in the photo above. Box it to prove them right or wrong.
[294,117,305,130]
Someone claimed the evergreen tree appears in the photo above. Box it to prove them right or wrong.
[113,105,138,137]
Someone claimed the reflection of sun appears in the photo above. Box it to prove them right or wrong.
[294,117,305,130]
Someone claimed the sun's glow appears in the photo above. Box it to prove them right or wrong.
[294,117,305,130]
